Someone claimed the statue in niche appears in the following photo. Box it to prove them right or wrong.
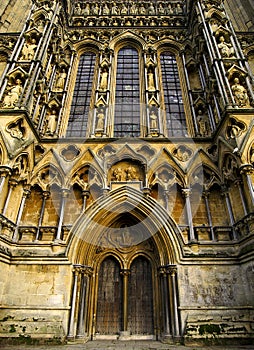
[130,3,137,15]
[147,67,156,91]
[37,19,45,32]
[95,108,105,131]
[150,109,158,130]
[166,3,174,14]
[139,3,146,15]
[125,165,138,181]
[210,18,219,32]
[231,78,250,107]
[111,3,119,15]
[158,3,165,15]
[74,3,82,15]
[120,225,134,247]
[147,3,155,15]
[55,68,67,91]
[102,3,110,15]
[46,109,58,135]
[83,3,90,16]
[20,38,37,60]
[121,4,128,15]
[2,78,23,108]
[197,109,210,137]
[91,3,99,15]
[99,67,108,90]
[217,36,235,58]
[174,3,183,14]
[113,167,124,181]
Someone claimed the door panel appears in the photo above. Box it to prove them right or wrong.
[96,257,122,335]
[128,256,154,335]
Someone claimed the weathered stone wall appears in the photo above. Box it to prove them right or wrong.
[0,0,32,32]
[178,263,254,344]
[0,263,72,342]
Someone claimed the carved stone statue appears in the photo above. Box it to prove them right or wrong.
[55,69,67,90]
[2,78,23,108]
[139,4,146,15]
[130,3,137,15]
[74,3,82,15]
[121,4,128,15]
[231,78,250,107]
[102,3,110,15]
[147,67,156,91]
[95,108,105,131]
[197,110,210,137]
[20,38,37,60]
[150,110,158,130]
[217,36,235,58]
[83,4,90,16]
[113,167,123,181]
[46,109,58,135]
[147,3,155,15]
[99,67,108,90]
[158,3,165,15]
[125,165,137,181]
[111,3,119,15]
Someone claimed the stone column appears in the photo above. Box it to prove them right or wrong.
[182,188,196,242]
[159,267,171,339]
[12,185,31,242]
[82,189,90,212]
[235,180,248,216]
[221,186,237,240]
[203,191,215,241]
[168,266,180,338]
[240,164,254,207]
[35,191,50,241]
[68,266,80,339]
[55,188,69,242]
[1,178,18,216]
[120,269,130,338]
[77,267,92,338]
[0,166,12,195]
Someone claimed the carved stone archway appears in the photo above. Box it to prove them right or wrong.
[66,186,183,343]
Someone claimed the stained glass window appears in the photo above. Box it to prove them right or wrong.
[66,52,96,137]
[114,47,140,137]
[160,52,187,137]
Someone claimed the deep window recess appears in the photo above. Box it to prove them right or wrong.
[160,52,187,137]
[114,47,140,137]
[66,52,96,137]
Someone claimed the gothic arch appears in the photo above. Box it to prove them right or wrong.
[67,186,184,266]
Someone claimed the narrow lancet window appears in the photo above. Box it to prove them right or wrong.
[66,52,96,137]
[114,47,140,137]
[160,52,187,137]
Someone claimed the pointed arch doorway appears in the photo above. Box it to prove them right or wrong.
[67,187,182,342]
[95,254,154,339]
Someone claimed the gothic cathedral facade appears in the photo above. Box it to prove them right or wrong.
[0,0,253,345]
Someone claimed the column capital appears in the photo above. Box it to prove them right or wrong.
[159,265,177,276]
[82,189,90,198]
[240,164,254,175]
[120,269,131,277]
[182,188,191,197]
[61,188,70,197]
[0,166,12,177]
[42,190,50,199]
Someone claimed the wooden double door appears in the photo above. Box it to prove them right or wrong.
[95,256,154,337]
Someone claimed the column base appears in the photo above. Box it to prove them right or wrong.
[119,331,131,340]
